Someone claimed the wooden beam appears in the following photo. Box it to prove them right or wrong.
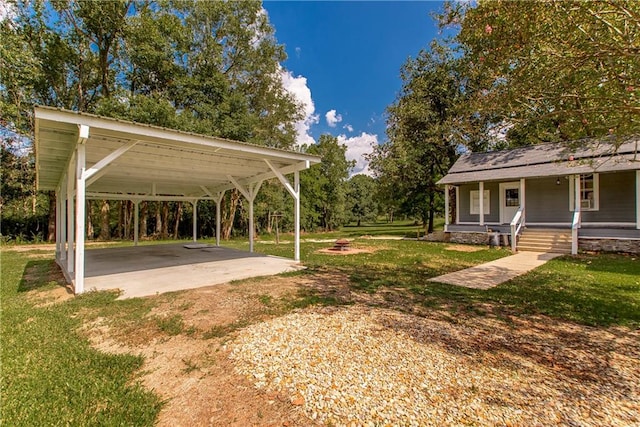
[84,140,139,185]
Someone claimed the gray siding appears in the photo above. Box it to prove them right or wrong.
[582,171,636,223]
[457,172,637,225]
[458,182,499,223]
[526,177,572,223]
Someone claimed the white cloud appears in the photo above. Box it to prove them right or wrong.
[325,109,343,127]
[0,0,17,24]
[337,132,378,176]
[280,69,318,146]
[343,124,354,133]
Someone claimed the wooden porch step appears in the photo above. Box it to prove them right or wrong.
[518,228,572,254]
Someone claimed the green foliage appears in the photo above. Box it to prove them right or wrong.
[301,135,355,231]
[370,43,466,232]
[344,174,378,226]
[0,251,162,426]
[444,0,640,144]
[0,0,303,241]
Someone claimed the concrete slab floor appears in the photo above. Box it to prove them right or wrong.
[83,243,302,299]
[428,251,562,290]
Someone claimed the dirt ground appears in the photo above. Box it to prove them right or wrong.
[27,262,640,426]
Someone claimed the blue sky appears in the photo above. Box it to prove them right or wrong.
[263,1,447,174]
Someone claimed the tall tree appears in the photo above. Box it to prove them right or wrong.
[443,0,640,144]
[300,135,354,231]
[344,174,378,227]
[370,43,469,233]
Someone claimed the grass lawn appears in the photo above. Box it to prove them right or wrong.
[1,229,639,425]
[1,250,162,426]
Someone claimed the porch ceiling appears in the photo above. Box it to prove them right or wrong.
[35,106,320,198]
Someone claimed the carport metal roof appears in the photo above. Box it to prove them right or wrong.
[34,106,321,295]
[35,106,320,198]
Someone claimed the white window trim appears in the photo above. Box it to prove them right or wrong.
[470,190,490,215]
[569,173,599,211]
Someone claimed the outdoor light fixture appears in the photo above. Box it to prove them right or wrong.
[556,178,561,185]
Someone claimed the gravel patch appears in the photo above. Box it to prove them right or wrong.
[230,305,639,426]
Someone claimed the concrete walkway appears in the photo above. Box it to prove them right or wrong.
[428,251,562,290]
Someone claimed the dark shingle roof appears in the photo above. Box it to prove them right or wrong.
[438,136,640,185]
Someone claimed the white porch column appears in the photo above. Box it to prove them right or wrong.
[74,142,87,294]
[455,186,459,224]
[134,201,139,246]
[294,170,301,261]
[636,171,639,229]
[575,175,581,219]
[520,178,526,225]
[248,198,254,252]
[444,184,450,232]
[60,174,67,263]
[55,188,61,261]
[215,192,224,247]
[192,200,198,243]
[479,181,485,226]
[66,153,76,273]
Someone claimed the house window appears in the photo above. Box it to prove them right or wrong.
[505,188,519,207]
[569,173,599,211]
[470,190,490,215]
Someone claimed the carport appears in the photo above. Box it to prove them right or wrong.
[34,106,320,295]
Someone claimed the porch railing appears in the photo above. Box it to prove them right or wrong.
[571,210,581,255]
[510,206,525,252]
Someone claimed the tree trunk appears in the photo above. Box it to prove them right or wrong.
[115,201,122,239]
[100,200,110,240]
[155,202,162,237]
[221,189,241,240]
[173,202,182,240]
[161,202,169,239]
[86,200,94,239]
[140,201,148,238]
[47,191,56,242]
[427,192,435,234]
[124,201,133,239]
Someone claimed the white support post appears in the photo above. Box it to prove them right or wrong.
[55,188,61,261]
[192,200,198,243]
[444,185,450,232]
[215,192,223,247]
[479,181,485,226]
[520,178,526,226]
[248,197,254,252]
[294,171,300,261]
[227,176,262,252]
[455,186,459,225]
[75,142,86,294]
[60,173,67,263]
[575,175,581,222]
[264,160,302,261]
[636,171,640,230]
[66,152,76,273]
[134,201,139,246]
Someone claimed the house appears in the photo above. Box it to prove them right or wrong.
[437,137,640,254]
